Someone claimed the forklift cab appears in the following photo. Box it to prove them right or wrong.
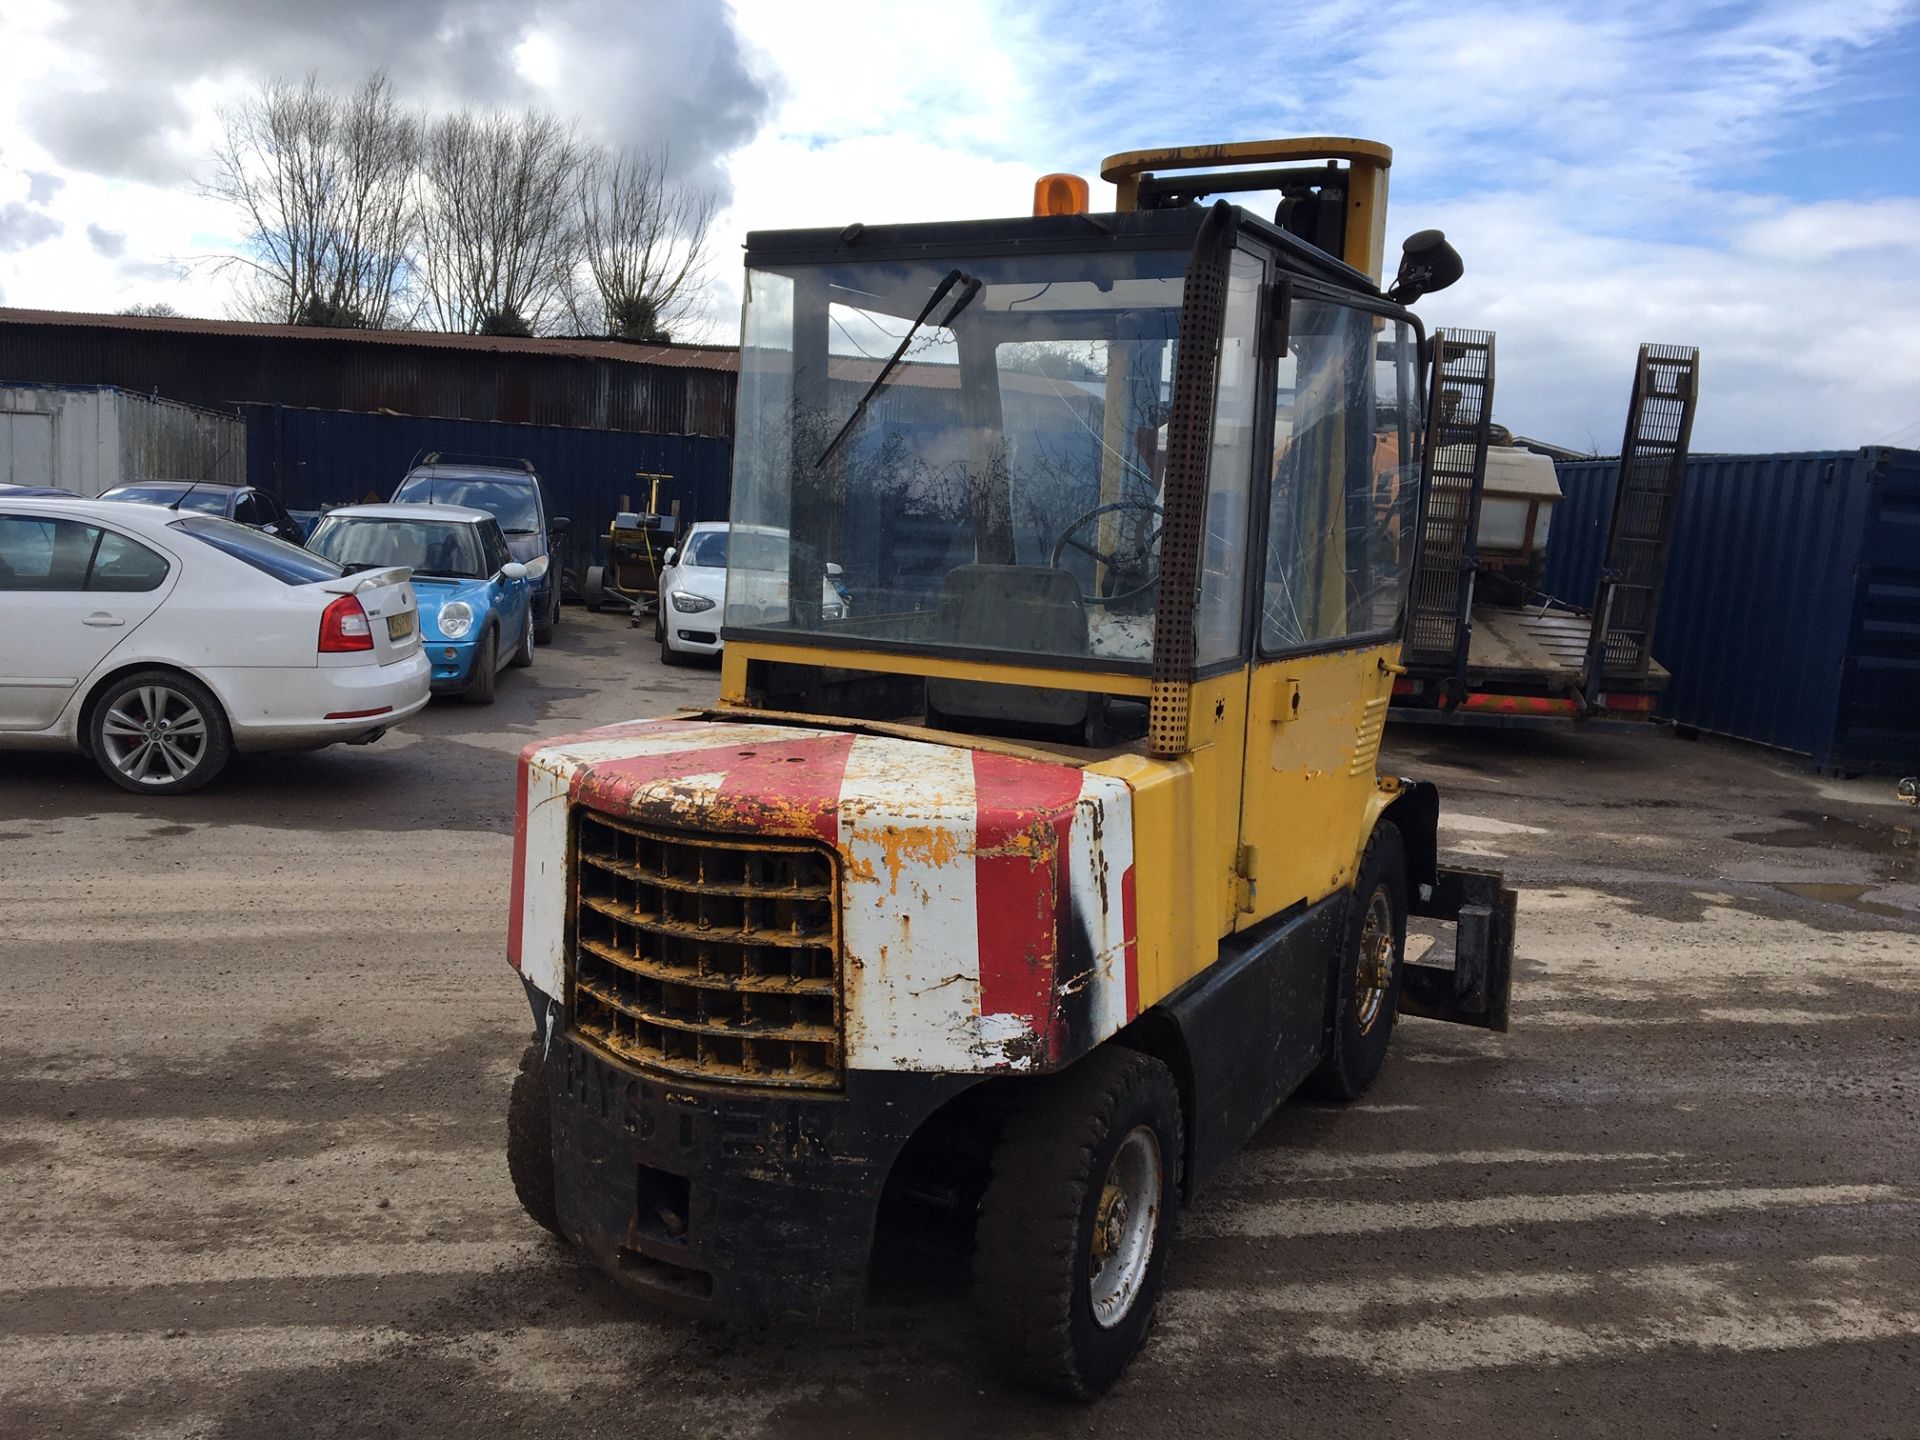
[720,153,1464,955]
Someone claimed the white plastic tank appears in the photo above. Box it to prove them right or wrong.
[1476,446,1562,560]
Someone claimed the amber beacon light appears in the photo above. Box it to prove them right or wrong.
[1032,172,1090,216]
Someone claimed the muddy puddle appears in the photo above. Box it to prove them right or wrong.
[1731,809,1919,918]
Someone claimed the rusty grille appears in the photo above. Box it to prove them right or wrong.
[568,810,842,1090]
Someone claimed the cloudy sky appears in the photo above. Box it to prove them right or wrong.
[1,0,1917,451]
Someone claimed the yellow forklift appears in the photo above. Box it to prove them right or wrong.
[504,138,1517,1398]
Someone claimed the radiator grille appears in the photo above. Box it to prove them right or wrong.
[569,809,842,1090]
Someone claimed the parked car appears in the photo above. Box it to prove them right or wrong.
[0,496,429,794]
[0,483,77,497]
[96,481,307,545]
[655,522,847,666]
[390,455,569,645]
[306,504,539,704]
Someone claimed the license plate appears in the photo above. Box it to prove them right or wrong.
[387,611,415,640]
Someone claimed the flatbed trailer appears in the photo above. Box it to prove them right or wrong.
[1395,336,1699,725]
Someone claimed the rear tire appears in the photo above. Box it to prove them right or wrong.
[461,628,499,704]
[974,1048,1183,1400]
[507,1043,563,1238]
[1305,823,1408,1102]
[87,670,233,796]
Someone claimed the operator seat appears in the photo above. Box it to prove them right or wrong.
[925,564,1093,737]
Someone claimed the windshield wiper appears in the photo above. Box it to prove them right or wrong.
[815,268,981,469]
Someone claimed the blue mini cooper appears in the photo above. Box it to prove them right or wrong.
[305,504,542,704]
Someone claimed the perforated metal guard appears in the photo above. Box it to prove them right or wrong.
[569,811,843,1090]
[1147,206,1235,756]
[1406,329,1496,670]
[1589,344,1700,682]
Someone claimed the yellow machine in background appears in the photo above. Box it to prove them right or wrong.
[581,471,677,623]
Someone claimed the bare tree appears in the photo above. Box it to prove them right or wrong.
[116,302,184,318]
[417,110,584,335]
[569,146,716,343]
[203,73,419,328]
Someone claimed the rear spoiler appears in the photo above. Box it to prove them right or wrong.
[315,566,413,595]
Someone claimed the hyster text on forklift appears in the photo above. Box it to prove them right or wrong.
[505,137,1519,1399]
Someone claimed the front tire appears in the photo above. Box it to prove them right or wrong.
[507,1043,563,1238]
[88,670,233,796]
[1305,823,1408,1102]
[974,1048,1183,1400]
[534,585,559,645]
[508,611,535,669]
[461,628,499,704]
[659,628,688,667]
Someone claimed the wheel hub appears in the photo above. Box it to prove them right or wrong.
[1354,886,1397,1035]
[1087,1126,1161,1330]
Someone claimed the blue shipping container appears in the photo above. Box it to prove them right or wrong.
[1543,447,1920,774]
[243,403,734,558]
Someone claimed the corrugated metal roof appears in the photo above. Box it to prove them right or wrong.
[0,309,737,435]
[0,307,738,372]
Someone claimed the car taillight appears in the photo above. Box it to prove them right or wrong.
[319,595,374,653]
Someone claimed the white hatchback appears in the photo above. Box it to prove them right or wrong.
[0,497,430,795]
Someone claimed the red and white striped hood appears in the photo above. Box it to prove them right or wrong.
[510,717,1138,1073]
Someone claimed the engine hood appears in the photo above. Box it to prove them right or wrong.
[509,716,1138,1073]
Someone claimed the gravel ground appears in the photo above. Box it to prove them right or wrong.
[3,608,1916,1439]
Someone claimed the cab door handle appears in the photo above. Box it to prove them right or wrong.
[83,612,126,628]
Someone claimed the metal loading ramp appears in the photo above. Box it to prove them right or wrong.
[1586,344,1702,684]
[1405,328,1495,672]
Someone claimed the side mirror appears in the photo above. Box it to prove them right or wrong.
[1387,229,1464,305]
[826,562,844,578]
[549,516,571,536]
[662,547,677,568]
[501,561,529,581]
[522,555,550,581]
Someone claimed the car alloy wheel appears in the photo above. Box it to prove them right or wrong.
[98,684,210,787]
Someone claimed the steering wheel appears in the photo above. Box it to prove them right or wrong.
[1050,498,1163,606]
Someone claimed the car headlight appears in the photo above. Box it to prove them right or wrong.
[439,601,474,639]
[671,591,716,613]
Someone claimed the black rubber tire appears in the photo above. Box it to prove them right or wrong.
[1305,823,1409,1102]
[87,669,234,796]
[507,1043,563,1239]
[584,565,606,611]
[533,585,559,645]
[508,609,535,669]
[653,607,664,644]
[659,630,688,667]
[461,628,498,704]
[974,1048,1184,1401]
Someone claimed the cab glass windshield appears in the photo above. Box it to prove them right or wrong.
[728,246,1258,671]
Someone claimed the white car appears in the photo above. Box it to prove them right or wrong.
[655,522,847,665]
[0,496,430,795]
